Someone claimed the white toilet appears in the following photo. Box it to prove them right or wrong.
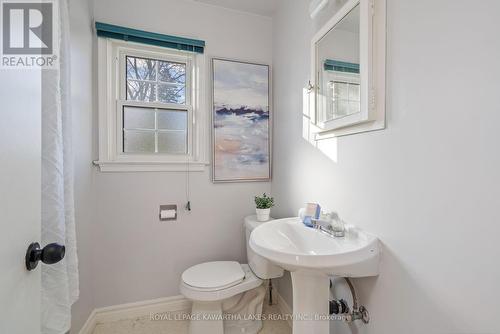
[180,215,284,334]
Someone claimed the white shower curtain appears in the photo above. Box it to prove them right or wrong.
[41,0,79,333]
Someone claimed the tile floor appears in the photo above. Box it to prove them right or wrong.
[92,303,291,334]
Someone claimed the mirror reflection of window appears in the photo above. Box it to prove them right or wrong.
[329,80,360,119]
[317,4,360,124]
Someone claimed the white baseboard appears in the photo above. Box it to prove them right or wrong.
[77,309,97,334]
[77,295,191,334]
[276,291,293,328]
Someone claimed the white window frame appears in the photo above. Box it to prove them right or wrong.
[95,38,208,172]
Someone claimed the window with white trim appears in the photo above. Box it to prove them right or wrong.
[95,39,208,172]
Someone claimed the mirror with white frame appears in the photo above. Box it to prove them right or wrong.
[312,0,386,138]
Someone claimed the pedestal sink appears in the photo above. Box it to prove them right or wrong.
[249,217,380,334]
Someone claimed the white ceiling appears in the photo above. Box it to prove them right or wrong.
[191,0,282,17]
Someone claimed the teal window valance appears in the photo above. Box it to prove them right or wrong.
[324,59,359,73]
[95,22,205,54]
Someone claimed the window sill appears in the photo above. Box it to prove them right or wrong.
[313,118,385,140]
[93,160,209,172]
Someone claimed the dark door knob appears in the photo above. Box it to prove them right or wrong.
[25,242,65,271]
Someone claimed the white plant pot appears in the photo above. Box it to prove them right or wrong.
[256,208,271,222]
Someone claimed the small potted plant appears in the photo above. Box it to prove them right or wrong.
[254,193,274,222]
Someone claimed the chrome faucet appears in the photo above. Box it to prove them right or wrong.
[311,211,345,238]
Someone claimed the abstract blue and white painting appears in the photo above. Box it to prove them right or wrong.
[212,59,270,182]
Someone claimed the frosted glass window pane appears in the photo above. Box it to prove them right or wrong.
[158,61,186,84]
[126,56,156,81]
[157,110,187,130]
[349,101,360,114]
[349,84,360,101]
[158,132,187,154]
[123,131,155,153]
[123,106,155,129]
[126,80,156,102]
[337,100,349,116]
[334,83,349,99]
[158,84,186,104]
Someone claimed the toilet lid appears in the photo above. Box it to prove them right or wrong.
[182,261,245,291]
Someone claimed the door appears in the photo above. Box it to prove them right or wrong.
[0,68,42,332]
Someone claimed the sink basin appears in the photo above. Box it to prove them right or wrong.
[249,217,379,276]
[249,217,380,334]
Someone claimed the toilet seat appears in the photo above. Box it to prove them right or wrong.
[182,261,245,291]
[180,263,262,302]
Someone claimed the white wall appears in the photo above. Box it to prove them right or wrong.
[71,0,273,331]
[272,1,500,333]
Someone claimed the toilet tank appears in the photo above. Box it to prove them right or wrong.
[245,215,284,279]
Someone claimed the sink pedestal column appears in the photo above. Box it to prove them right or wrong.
[290,270,330,334]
